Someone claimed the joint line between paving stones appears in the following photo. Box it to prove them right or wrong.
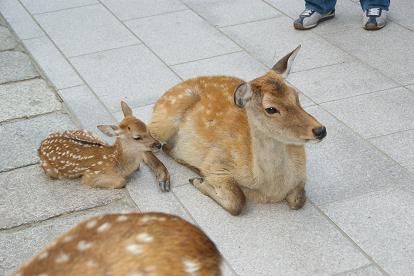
[67,42,142,59]
[309,200,390,276]
[367,127,414,140]
[30,3,101,16]
[0,162,39,174]
[331,263,382,276]
[0,109,65,127]
[16,0,119,126]
[169,50,244,66]
[217,15,283,28]
[0,75,40,86]
[122,8,190,23]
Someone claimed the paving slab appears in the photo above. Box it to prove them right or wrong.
[0,51,38,84]
[221,16,350,72]
[0,79,61,122]
[337,265,385,276]
[101,0,186,21]
[287,61,398,103]
[370,129,414,173]
[322,188,414,276]
[305,106,414,205]
[22,37,83,89]
[321,87,414,139]
[113,104,154,124]
[70,45,180,111]
[182,0,281,27]
[0,199,135,276]
[20,0,98,14]
[57,85,116,136]
[324,22,414,85]
[126,10,240,65]
[0,113,74,171]
[34,5,138,57]
[0,26,17,51]
[389,0,414,31]
[175,185,369,276]
[0,165,126,229]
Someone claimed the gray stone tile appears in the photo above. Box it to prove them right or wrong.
[321,87,414,138]
[321,188,414,276]
[337,265,385,276]
[0,79,61,122]
[0,165,126,229]
[0,113,74,171]
[370,129,414,173]
[174,185,370,276]
[101,0,186,21]
[389,0,414,31]
[0,0,44,39]
[182,0,281,27]
[113,103,154,124]
[126,10,240,65]
[304,106,414,205]
[297,91,315,107]
[0,26,17,51]
[35,5,138,57]
[171,51,268,81]
[0,199,135,275]
[408,84,414,91]
[22,37,83,89]
[70,45,180,111]
[287,61,398,103]
[0,51,38,84]
[264,0,305,18]
[21,0,98,14]
[221,16,349,72]
[58,85,116,137]
[324,22,414,85]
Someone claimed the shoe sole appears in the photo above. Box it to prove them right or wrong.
[294,13,335,30]
[364,22,385,30]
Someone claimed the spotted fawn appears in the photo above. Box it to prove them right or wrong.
[149,46,327,215]
[14,212,222,276]
[38,101,170,191]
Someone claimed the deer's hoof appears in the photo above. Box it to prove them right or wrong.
[159,180,170,192]
[189,177,203,185]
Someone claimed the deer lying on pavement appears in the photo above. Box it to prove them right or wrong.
[38,101,170,191]
[14,212,222,276]
[149,46,326,215]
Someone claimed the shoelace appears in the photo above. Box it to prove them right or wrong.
[367,8,381,16]
[301,9,315,16]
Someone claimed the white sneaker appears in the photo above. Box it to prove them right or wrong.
[363,8,387,30]
[294,9,335,30]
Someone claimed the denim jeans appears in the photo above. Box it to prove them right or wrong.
[305,0,390,14]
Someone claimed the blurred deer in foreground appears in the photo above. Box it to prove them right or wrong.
[38,101,170,191]
[149,46,326,215]
[14,212,222,276]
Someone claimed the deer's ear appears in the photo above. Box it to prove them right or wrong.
[272,45,301,78]
[121,101,133,117]
[234,82,253,108]
[97,125,120,137]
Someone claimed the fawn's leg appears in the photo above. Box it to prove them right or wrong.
[286,183,306,210]
[41,161,59,179]
[82,173,126,189]
[189,175,246,216]
[143,152,170,192]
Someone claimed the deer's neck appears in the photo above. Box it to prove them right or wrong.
[114,138,144,177]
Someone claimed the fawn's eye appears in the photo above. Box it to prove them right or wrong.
[133,136,142,141]
[127,127,131,131]
[265,107,279,114]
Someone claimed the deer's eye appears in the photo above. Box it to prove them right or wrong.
[133,136,142,141]
[265,107,279,114]
[127,127,131,131]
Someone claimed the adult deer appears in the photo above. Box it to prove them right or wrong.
[149,46,326,215]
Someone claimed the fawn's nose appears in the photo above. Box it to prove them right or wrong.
[312,126,327,140]
[152,142,162,150]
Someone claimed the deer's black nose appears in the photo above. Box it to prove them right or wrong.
[312,126,327,140]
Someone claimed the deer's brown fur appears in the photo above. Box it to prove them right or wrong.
[149,46,326,215]
[38,102,170,191]
[14,212,222,276]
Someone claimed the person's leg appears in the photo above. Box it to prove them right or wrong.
[360,0,390,30]
[305,0,337,14]
[360,0,390,11]
[294,0,337,30]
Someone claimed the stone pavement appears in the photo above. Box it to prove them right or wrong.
[0,0,413,275]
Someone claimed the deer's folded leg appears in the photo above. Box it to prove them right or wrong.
[82,173,126,189]
[143,152,171,192]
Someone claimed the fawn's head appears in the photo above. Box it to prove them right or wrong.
[97,102,161,151]
[234,45,326,145]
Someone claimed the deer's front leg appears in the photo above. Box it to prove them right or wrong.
[286,183,306,210]
[82,173,126,189]
[143,152,170,192]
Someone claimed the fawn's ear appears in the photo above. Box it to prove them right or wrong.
[97,125,120,137]
[234,82,253,108]
[272,45,301,78]
[121,101,133,117]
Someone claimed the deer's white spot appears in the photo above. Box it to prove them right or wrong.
[38,251,48,260]
[183,258,200,274]
[116,215,128,222]
[97,222,111,233]
[55,253,70,263]
[97,161,103,165]
[136,232,153,243]
[63,235,74,243]
[140,215,166,223]
[126,244,143,255]
[87,260,98,267]
[77,240,93,251]
[38,273,47,276]
[86,220,97,229]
